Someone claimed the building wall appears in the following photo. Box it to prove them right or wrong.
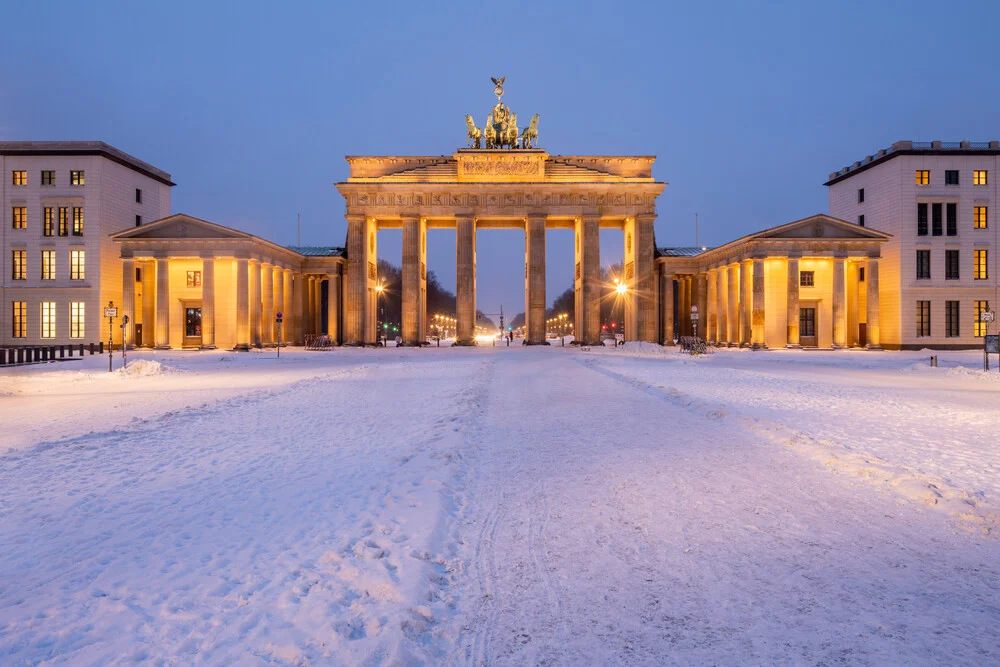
[763,257,788,349]
[830,152,999,348]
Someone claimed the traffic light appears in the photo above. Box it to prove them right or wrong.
[611,322,616,328]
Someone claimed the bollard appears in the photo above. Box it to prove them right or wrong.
[99,341,104,354]
[930,355,938,367]
[89,343,95,355]
[33,347,40,362]
[49,346,55,360]
[41,347,47,361]
[60,345,65,359]
[17,348,24,364]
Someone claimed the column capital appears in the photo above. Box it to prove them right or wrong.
[635,213,657,223]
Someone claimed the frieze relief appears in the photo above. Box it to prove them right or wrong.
[462,160,541,176]
[346,190,657,215]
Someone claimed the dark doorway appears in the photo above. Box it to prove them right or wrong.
[858,323,867,347]
[799,306,817,347]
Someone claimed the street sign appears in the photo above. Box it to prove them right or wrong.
[691,305,699,321]
[986,335,1000,354]
[276,311,283,323]
[104,306,118,318]
[981,311,995,323]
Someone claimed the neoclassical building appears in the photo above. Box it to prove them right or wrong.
[658,215,890,349]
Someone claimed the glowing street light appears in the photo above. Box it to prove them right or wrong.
[615,280,628,295]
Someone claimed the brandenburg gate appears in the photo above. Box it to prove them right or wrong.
[335,78,667,346]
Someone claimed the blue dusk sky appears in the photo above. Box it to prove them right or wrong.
[2,0,998,316]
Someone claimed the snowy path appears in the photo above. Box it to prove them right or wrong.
[2,348,1000,664]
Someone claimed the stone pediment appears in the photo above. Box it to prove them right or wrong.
[111,214,252,240]
[756,215,890,241]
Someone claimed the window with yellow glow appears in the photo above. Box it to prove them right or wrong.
[70,250,85,280]
[974,206,988,229]
[12,206,26,229]
[915,170,930,185]
[40,302,56,339]
[70,302,85,339]
[58,207,69,236]
[974,170,988,186]
[12,301,26,338]
[12,250,26,280]
[975,300,990,337]
[41,250,55,280]
[72,207,84,236]
[974,249,988,280]
[12,170,26,186]
[43,207,54,236]
[70,170,84,186]
[186,270,202,287]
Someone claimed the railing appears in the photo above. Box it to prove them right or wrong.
[0,342,102,366]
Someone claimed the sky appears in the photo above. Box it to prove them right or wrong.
[2,0,999,316]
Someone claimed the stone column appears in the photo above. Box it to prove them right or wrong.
[696,273,709,341]
[235,258,249,350]
[727,263,739,345]
[298,274,310,344]
[866,258,881,349]
[261,262,273,345]
[832,256,847,348]
[707,269,718,342]
[574,216,601,345]
[675,276,686,337]
[751,257,766,349]
[121,258,135,348]
[525,215,546,344]
[401,216,426,346]
[249,260,262,348]
[312,276,322,336]
[634,215,657,342]
[684,276,693,336]
[739,260,752,346]
[661,271,674,345]
[154,257,170,349]
[455,216,476,345]
[141,260,155,347]
[786,256,800,347]
[274,267,284,345]
[716,267,727,344]
[345,215,376,345]
[201,257,216,349]
[282,269,293,345]
[327,269,341,343]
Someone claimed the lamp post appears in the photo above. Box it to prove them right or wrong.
[375,282,384,346]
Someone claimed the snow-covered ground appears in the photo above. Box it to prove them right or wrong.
[1,346,999,664]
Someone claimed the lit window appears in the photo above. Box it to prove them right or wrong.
[11,250,26,280]
[799,271,814,287]
[70,170,85,186]
[70,302,85,339]
[136,188,142,204]
[916,250,931,279]
[70,250,85,280]
[12,170,26,185]
[974,170,988,186]
[974,249,988,280]
[12,301,27,338]
[916,301,930,337]
[41,170,55,186]
[975,300,990,337]
[72,207,84,236]
[975,206,988,229]
[41,250,56,280]
[915,170,930,185]
[58,207,69,236]
[12,206,26,229]
[40,302,56,339]
[187,270,202,287]
[43,207,54,236]
[945,170,959,186]
[945,301,959,338]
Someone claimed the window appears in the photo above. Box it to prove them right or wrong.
[946,249,959,280]
[11,250,26,280]
[946,203,957,236]
[859,267,865,282]
[12,170,27,185]
[136,188,142,204]
[40,302,56,339]
[43,207,54,236]
[799,270,814,287]
[916,249,931,279]
[70,302,85,339]
[70,250,85,280]
[58,207,69,236]
[916,301,931,337]
[12,301,26,338]
[41,170,55,186]
[974,249,988,279]
[975,206,988,229]
[41,250,55,280]
[186,270,202,287]
[135,215,142,227]
[974,170,988,186]
[932,203,942,236]
[70,170,84,186]
[946,301,960,338]
[915,170,930,185]
[945,170,959,185]
[858,188,865,203]
[12,206,26,229]
[917,203,928,236]
[858,214,865,227]
[799,307,816,337]
[72,207,84,236]
[975,301,990,337]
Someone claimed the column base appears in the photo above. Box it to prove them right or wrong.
[201,344,217,350]
[154,345,171,350]
[866,344,883,351]
[751,343,768,350]
[785,343,801,349]
[830,343,844,350]
[524,340,550,346]
[233,344,250,351]
[453,339,477,346]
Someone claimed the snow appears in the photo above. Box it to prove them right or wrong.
[2,347,999,664]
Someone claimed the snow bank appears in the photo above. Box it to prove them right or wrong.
[115,359,177,377]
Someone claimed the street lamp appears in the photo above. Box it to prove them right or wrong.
[375,281,385,346]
